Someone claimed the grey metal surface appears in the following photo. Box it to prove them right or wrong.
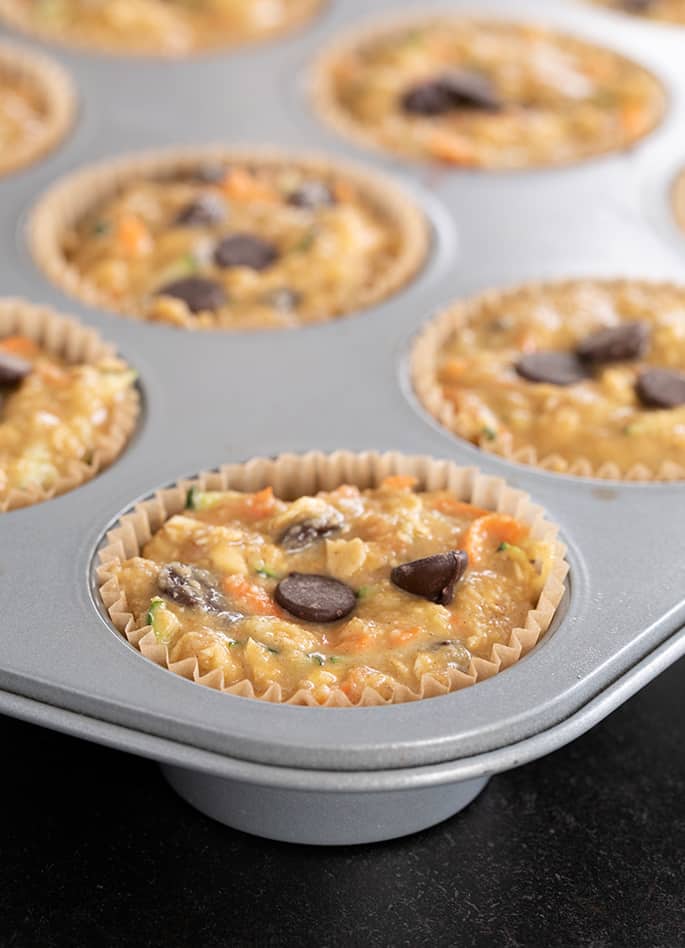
[0,0,684,802]
[160,766,491,845]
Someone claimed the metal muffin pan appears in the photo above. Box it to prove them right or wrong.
[1,0,685,845]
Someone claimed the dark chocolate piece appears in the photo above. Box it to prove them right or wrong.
[390,550,468,606]
[401,71,501,116]
[156,276,227,313]
[214,234,279,271]
[278,518,340,552]
[158,562,240,620]
[576,322,649,364]
[275,573,356,623]
[635,368,685,409]
[515,352,589,386]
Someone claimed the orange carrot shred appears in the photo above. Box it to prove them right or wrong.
[0,336,40,358]
[464,514,528,566]
[242,486,276,520]
[222,574,281,616]
[116,213,151,257]
[430,496,491,519]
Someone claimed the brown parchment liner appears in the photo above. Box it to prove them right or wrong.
[0,0,324,58]
[311,11,667,171]
[96,451,568,707]
[28,145,429,330]
[0,40,75,177]
[412,279,685,482]
[0,298,140,512]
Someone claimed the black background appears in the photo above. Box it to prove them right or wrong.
[1,657,683,948]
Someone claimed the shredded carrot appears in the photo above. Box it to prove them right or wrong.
[339,677,359,700]
[339,667,370,701]
[388,627,421,647]
[428,131,479,166]
[439,357,468,382]
[0,335,40,358]
[380,475,418,491]
[620,103,648,138]
[115,213,151,257]
[429,496,491,519]
[242,486,276,520]
[222,574,282,617]
[333,179,355,203]
[336,633,373,654]
[464,514,528,566]
[219,168,278,203]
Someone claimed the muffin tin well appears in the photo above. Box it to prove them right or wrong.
[1,0,685,844]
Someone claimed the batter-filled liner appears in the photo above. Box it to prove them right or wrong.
[97,451,568,707]
[29,146,430,331]
[0,40,75,177]
[0,298,140,512]
[412,279,685,481]
[0,0,324,57]
[312,12,666,170]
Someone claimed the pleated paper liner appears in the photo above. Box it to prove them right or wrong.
[0,298,140,512]
[0,40,75,177]
[310,10,667,170]
[0,0,324,58]
[28,145,430,329]
[97,450,569,707]
[412,279,685,482]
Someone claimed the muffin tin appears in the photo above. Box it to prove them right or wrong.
[1,0,685,845]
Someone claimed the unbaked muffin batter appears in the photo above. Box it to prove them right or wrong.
[0,334,137,506]
[0,0,322,54]
[419,281,685,478]
[113,477,555,703]
[317,17,665,168]
[60,160,424,329]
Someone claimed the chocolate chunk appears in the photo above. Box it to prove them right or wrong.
[401,71,501,116]
[157,275,227,313]
[275,573,356,623]
[577,322,649,364]
[515,352,589,386]
[635,368,685,408]
[0,350,31,385]
[390,550,468,606]
[278,518,340,552]
[287,181,336,209]
[174,194,226,227]
[158,562,240,620]
[214,234,279,271]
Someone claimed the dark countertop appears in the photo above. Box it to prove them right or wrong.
[1,658,683,948]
